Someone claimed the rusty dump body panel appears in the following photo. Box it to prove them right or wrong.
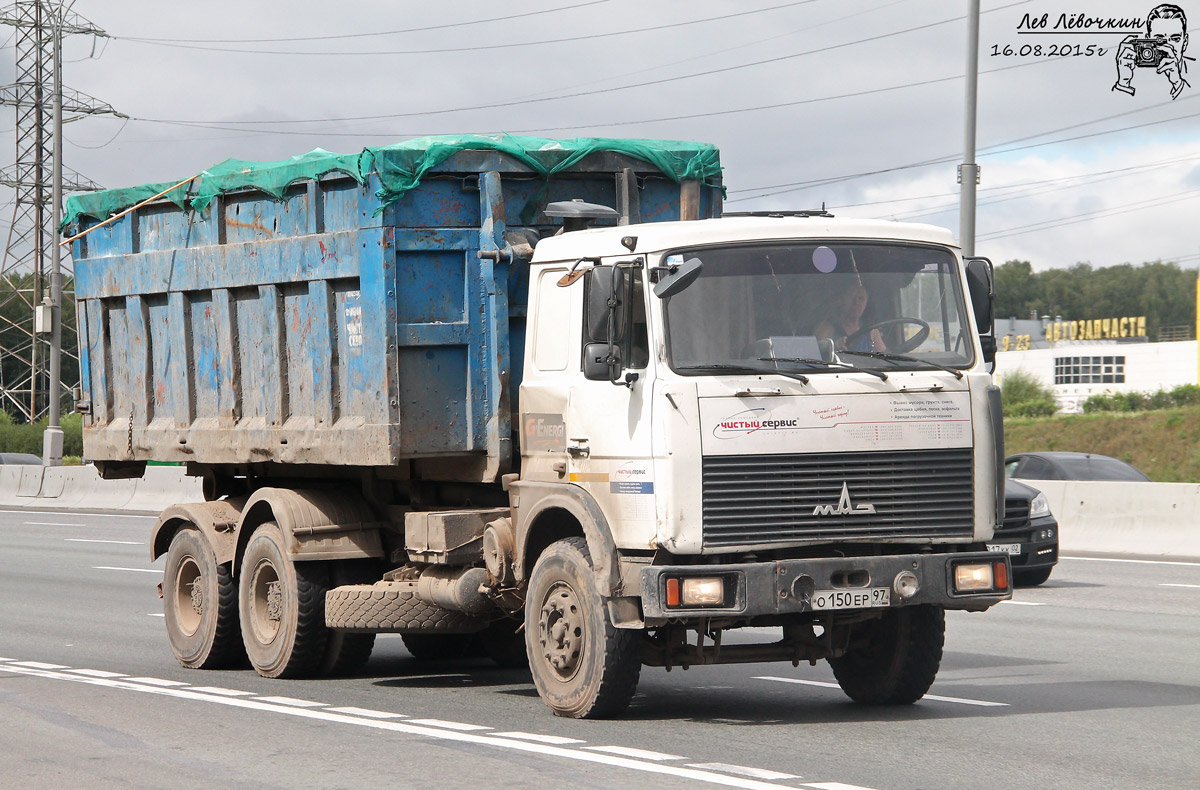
[72,148,722,483]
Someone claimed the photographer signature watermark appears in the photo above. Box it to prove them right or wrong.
[991,4,1193,100]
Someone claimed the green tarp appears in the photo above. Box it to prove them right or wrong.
[62,134,723,230]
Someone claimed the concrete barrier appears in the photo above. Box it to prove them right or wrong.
[1018,479,1200,560]
[0,464,201,514]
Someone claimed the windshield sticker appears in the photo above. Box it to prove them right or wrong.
[812,246,838,273]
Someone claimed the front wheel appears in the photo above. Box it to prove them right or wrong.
[828,604,945,705]
[238,522,330,678]
[163,526,244,669]
[525,537,641,718]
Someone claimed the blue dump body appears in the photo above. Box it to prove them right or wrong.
[71,139,722,482]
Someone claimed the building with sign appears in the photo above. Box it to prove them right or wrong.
[992,315,1197,413]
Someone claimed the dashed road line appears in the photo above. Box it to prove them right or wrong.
[148,613,165,617]
[688,764,801,781]
[28,522,92,527]
[1060,556,1200,568]
[0,509,155,519]
[188,686,255,697]
[254,696,327,708]
[584,745,683,761]
[93,566,159,574]
[406,718,492,731]
[1160,583,1200,588]
[64,668,127,678]
[326,706,407,719]
[0,658,852,790]
[492,732,585,745]
[65,538,144,545]
[755,676,1008,707]
[126,677,190,687]
[10,661,70,670]
[1000,600,1045,606]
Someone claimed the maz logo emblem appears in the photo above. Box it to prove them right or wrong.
[813,482,877,516]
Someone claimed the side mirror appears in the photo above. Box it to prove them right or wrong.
[586,266,626,342]
[965,257,994,333]
[583,342,622,381]
[652,257,703,298]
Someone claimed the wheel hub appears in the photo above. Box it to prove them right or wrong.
[538,582,583,680]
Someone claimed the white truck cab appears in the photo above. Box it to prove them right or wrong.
[511,214,1010,715]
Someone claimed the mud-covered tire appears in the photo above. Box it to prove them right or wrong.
[525,537,641,718]
[1014,566,1053,587]
[479,619,529,669]
[828,604,945,705]
[325,582,484,633]
[163,526,244,669]
[320,560,380,675]
[238,522,330,679]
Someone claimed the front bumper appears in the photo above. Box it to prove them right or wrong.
[639,551,1011,621]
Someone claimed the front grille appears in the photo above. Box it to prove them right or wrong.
[701,448,975,548]
[993,499,1032,539]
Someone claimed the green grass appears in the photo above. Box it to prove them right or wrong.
[1005,403,1200,482]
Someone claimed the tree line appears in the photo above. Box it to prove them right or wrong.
[994,259,1196,339]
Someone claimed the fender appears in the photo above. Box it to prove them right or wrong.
[232,487,387,574]
[510,480,620,597]
[150,498,246,565]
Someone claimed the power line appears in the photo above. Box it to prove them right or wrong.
[117,0,613,44]
[978,188,1200,241]
[139,3,1030,129]
[114,1,816,56]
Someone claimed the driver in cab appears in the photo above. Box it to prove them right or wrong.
[814,279,886,353]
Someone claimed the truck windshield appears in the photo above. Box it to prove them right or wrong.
[662,241,975,374]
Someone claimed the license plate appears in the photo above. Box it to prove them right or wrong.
[987,543,1021,555]
[811,588,891,610]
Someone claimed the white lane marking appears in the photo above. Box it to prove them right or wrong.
[0,509,155,519]
[0,657,14,662]
[29,522,91,527]
[492,732,585,745]
[148,613,165,617]
[688,764,801,781]
[10,661,69,670]
[326,706,408,719]
[93,566,159,574]
[254,696,327,708]
[999,600,1045,606]
[64,669,127,678]
[1160,583,1200,589]
[65,538,144,545]
[804,783,880,790]
[0,662,822,790]
[1060,556,1200,568]
[406,718,492,731]
[755,677,1008,707]
[189,687,255,697]
[585,745,683,761]
[126,677,190,687]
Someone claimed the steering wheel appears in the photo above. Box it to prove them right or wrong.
[843,317,931,355]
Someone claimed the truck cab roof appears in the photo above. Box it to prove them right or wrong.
[530,216,960,263]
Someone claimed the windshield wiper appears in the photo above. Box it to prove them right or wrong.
[760,356,888,382]
[841,350,965,380]
[676,363,808,385]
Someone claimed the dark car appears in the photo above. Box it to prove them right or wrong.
[0,452,41,465]
[990,478,1058,586]
[1005,452,1149,482]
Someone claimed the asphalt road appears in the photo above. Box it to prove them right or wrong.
[2,507,1198,790]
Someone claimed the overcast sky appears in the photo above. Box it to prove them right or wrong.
[4,0,1198,272]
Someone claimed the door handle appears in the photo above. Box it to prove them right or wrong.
[567,444,590,458]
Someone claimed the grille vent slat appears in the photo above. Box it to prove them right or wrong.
[702,448,975,548]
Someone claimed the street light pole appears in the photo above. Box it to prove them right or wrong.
[43,1,65,466]
[959,0,981,258]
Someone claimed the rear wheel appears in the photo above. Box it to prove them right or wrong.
[828,604,945,705]
[239,522,330,678]
[1015,566,1053,587]
[525,537,641,718]
[163,526,244,669]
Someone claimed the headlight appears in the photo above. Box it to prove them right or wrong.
[1030,492,1050,519]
